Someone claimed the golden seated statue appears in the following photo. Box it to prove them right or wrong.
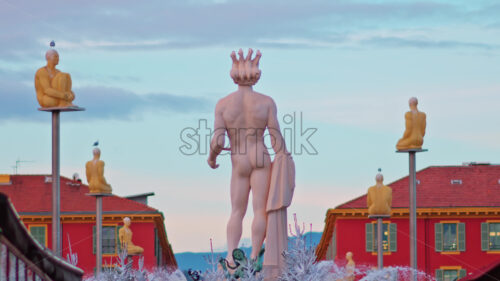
[34,49,76,108]
[396,97,426,150]
[119,217,144,255]
[345,252,355,281]
[85,148,112,194]
[367,173,392,216]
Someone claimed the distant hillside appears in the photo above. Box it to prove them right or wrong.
[175,232,323,272]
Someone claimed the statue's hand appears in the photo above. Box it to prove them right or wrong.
[207,158,219,169]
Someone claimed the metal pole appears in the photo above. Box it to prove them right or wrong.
[51,110,61,256]
[409,151,417,281]
[377,218,383,269]
[96,195,102,276]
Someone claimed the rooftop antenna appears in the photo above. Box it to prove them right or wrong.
[11,158,34,174]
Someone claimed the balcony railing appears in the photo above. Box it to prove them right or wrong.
[0,193,83,281]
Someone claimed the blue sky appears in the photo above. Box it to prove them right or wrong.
[0,0,499,252]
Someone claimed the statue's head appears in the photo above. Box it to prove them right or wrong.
[93,148,101,158]
[230,48,262,86]
[375,173,384,184]
[45,49,59,66]
[346,251,353,260]
[123,217,131,226]
[409,97,418,109]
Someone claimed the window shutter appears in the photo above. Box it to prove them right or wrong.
[93,226,96,254]
[435,223,443,252]
[435,269,443,281]
[389,223,397,252]
[481,223,489,251]
[366,223,373,252]
[458,223,466,251]
[459,269,466,279]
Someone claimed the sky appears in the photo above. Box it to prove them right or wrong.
[0,0,499,253]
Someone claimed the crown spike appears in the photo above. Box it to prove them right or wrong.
[245,48,253,61]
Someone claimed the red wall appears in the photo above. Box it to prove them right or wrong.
[25,221,159,275]
[334,217,500,277]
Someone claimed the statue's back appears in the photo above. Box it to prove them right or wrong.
[219,89,273,170]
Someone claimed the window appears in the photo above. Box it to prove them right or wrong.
[443,270,458,281]
[365,223,397,252]
[443,224,457,251]
[435,222,465,252]
[93,225,122,255]
[481,222,500,251]
[435,268,466,281]
[374,223,389,252]
[102,226,116,254]
[29,225,47,247]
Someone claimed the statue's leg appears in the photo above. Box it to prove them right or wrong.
[52,73,72,92]
[40,95,59,108]
[52,73,74,106]
[250,166,271,259]
[226,160,251,264]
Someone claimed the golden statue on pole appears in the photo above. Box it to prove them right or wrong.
[86,148,112,194]
[396,97,426,150]
[35,42,77,108]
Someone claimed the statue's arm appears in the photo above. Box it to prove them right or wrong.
[36,69,68,99]
[208,101,226,169]
[422,113,426,137]
[267,99,287,154]
[388,188,392,208]
[85,162,91,183]
[98,162,105,179]
[402,112,412,138]
[367,190,372,208]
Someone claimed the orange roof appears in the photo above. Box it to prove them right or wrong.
[0,175,159,215]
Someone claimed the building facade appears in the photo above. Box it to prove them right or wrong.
[0,174,177,276]
[316,164,500,281]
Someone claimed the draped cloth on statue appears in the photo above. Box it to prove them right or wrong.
[263,152,295,279]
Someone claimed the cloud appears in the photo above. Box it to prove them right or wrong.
[0,78,210,122]
[363,36,500,50]
[0,0,495,57]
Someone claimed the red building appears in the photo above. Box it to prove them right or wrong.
[0,174,177,276]
[316,163,500,281]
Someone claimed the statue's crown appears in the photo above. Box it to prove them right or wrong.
[230,48,262,86]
